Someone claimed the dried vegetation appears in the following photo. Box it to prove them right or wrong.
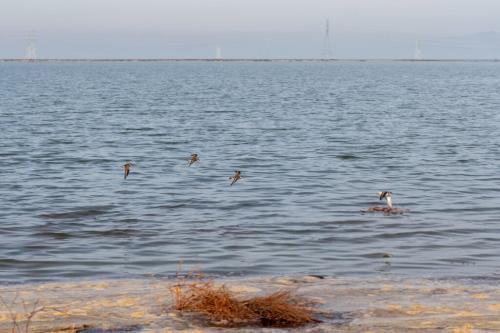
[0,293,44,333]
[171,280,320,328]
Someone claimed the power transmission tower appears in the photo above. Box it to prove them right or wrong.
[25,32,37,61]
[414,40,422,60]
[322,19,333,59]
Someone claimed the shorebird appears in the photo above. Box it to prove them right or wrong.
[188,153,199,166]
[229,170,241,186]
[123,162,133,179]
[363,191,408,214]
[378,191,393,208]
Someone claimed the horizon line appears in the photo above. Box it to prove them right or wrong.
[2,58,500,63]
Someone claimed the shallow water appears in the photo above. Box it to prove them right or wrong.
[1,61,500,283]
[1,276,500,332]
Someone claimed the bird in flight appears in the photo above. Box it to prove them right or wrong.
[229,170,241,186]
[123,162,133,179]
[188,153,199,166]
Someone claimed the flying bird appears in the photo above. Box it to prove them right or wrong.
[188,153,199,166]
[123,162,133,179]
[229,170,241,186]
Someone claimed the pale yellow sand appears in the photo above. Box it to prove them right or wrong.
[1,276,500,332]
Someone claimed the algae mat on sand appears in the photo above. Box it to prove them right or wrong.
[1,276,500,332]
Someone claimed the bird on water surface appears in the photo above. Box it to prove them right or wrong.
[188,153,199,166]
[229,170,241,186]
[123,162,133,179]
[363,191,408,214]
[378,191,393,208]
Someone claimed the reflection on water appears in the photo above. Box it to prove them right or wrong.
[0,61,500,283]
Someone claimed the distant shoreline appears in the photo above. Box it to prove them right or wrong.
[1,58,499,63]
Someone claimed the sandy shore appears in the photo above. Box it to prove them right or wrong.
[1,275,499,332]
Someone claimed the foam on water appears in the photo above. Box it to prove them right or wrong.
[1,276,500,332]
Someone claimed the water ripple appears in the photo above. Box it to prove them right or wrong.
[1,61,499,283]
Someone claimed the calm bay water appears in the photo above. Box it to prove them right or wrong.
[0,61,499,283]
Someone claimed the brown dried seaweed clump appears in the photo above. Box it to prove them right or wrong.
[171,281,320,328]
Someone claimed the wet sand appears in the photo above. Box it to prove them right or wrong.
[1,276,499,332]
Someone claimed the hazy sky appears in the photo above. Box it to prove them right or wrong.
[1,0,500,58]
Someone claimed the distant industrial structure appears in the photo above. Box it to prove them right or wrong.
[25,32,37,61]
[215,46,222,60]
[322,19,333,59]
[414,40,422,60]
